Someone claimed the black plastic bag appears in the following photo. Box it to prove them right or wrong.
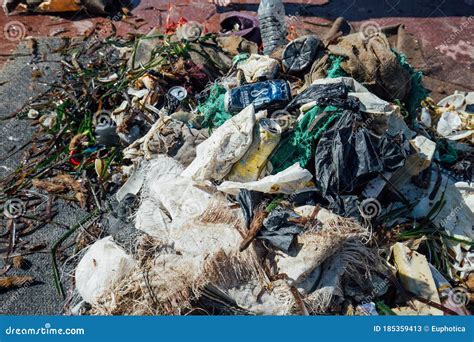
[314,110,411,216]
[285,82,349,112]
[257,207,303,253]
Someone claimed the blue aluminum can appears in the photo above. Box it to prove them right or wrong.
[224,80,292,113]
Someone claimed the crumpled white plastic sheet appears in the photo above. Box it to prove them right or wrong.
[237,54,280,83]
[75,236,136,304]
[182,105,256,182]
[400,170,474,278]
[135,155,215,238]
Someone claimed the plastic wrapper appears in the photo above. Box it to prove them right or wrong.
[227,118,281,183]
[218,163,313,196]
[75,237,136,304]
[237,189,263,229]
[237,54,279,83]
[224,80,292,113]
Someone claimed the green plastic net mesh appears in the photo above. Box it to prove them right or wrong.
[326,55,346,78]
[394,50,429,119]
[270,105,342,174]
[268,56,346,174]
[197,83,232,128]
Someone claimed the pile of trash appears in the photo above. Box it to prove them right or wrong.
[1,0,473,316]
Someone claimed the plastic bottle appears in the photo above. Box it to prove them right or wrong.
[258,0,288,55]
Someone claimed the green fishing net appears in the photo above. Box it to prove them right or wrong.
[326,55,346,78]
[197,83,232,128]
[394,50,429,119]
[270,105,342,174]
[269,56,347,174]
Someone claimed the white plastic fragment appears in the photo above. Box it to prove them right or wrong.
[455,182,474,212]
[97,73,118,83]
[392,242,443,315]
[227,280,293,315]
[356,302,378,316]
[437,111,462,137]
[437,93,465,110]
[182,105,256,182]
[127,87,149,99]
[27,109,39,119]
[135,155,214,238]
[420,107,432,127]
[39,112,57,129]
[217,163,313,196]
[115,161,148,202]
[237,54,280,82]
[75,236,136,304]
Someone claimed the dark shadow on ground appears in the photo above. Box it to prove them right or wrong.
[10,0,141,21]
[219,0,474,20]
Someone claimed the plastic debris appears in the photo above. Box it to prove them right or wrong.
[2,7,473,318]
[237,54,280,82]
[182,105,256,182]
[282,35,322,74]
[224,80,292,113]
[218,163,313,196]
[258,0,287,55]
[392,243,443,315]
[75,237,136,304]
[258,207,303,253]
[227,118,281,182]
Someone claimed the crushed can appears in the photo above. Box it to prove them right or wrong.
[224,80,292,113]
[227,118,281,182]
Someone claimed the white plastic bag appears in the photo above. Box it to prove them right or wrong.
[75,236,136,304]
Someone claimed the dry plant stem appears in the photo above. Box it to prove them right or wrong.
[51,209,101,298]
[239,210,267,252]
